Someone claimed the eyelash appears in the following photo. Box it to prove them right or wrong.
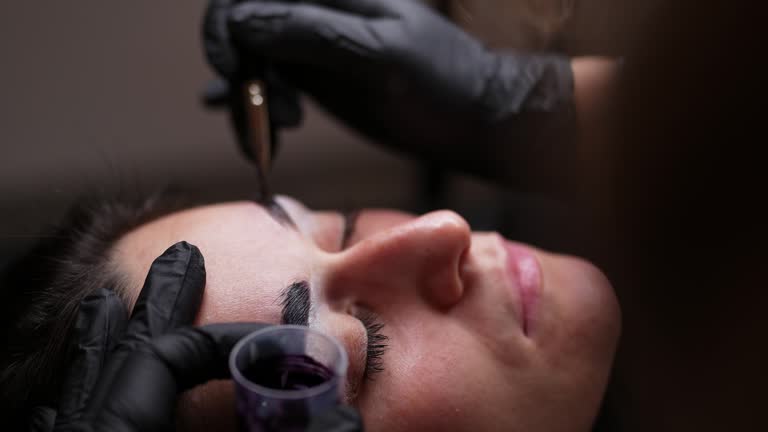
[357,309,389,380]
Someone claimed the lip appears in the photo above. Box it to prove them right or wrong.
[503,241,542,336]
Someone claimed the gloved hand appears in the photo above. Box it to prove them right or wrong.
[33,241,362,432]
[203,0,303,162]
[203,0,577,186]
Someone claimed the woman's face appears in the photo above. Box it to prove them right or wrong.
[113,197,620,431]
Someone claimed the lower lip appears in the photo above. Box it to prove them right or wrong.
[504,241,542,335]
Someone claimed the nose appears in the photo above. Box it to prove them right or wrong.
[321,210,471,310]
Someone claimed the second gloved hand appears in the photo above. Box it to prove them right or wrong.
[204,0,575,183]
[49,242,363,432]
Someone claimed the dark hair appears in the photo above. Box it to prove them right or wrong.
[0,193,195,427]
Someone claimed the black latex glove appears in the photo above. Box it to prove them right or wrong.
[35,241,362,432]
[203,1,303,161]
[204,0,577,187]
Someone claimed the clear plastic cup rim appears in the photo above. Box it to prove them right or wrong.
[229,325,349,400]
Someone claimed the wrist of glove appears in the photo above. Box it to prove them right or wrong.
[36,241,362,432]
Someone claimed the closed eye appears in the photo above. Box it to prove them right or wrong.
[356,309,388,380]
[341,209,360,250]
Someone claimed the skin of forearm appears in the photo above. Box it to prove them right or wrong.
[568,56,621,200]
[571,57,620,131]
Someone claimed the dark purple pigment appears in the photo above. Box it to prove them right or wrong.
[242,354,333,390]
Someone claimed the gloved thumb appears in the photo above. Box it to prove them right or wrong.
[78,323,270,432]
[201,79,230,108]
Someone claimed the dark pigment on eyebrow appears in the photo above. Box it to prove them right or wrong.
[281,281,310,326]
[268,199,294,226]
[242,355,333,390]
[258,195,297,228]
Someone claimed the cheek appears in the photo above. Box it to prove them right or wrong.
[539,254,620,367]
[359,324,505,432]
[362,355,472,430]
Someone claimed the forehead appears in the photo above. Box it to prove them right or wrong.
[111,201,311,325]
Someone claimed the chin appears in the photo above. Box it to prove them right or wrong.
[539,252,621,366]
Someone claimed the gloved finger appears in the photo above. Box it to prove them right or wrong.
[150,323,272,390]
[264,67,304,128]
[228,1,387,72]
[202,78,230,108]
[92,323,270,432]
[124,241,206,344]
[53,289,128,427]
[278,63,393,143]
[270,87,303,129]
[306,405,364,432]
[28,406,56,432]
[81,243,206,421]
[203,0,240,78]
[310,0,402,17]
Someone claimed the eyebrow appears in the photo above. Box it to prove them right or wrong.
[253,195,296,228]
[261,199,307,325]
[264,199,297,228]
[281,281,360,404]
[280,281,310,326]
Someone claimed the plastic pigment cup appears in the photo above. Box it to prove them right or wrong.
[229,325,349,432]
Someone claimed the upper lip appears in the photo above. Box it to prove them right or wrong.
[504,252,527,334]
[459,234,527,328]
[504,241,543,336]
[500,238,538,336]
